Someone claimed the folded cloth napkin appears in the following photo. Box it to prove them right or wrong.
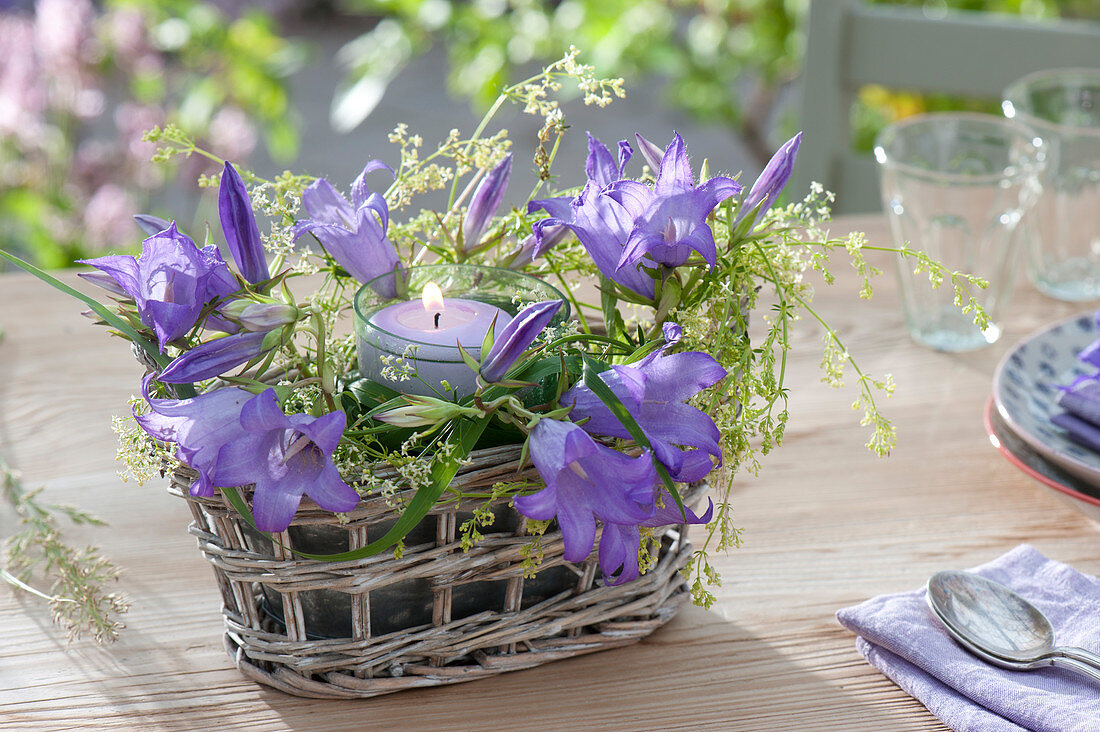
[836,545,1100,732]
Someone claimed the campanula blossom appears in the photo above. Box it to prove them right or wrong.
[528,133,632,260]
[291,159,401,297]
[561,347,727,483]
[462,153,512,251]
[632,133,664,172]
[736,132,802,227]
[609,133,741,270]
[553,183,657,299]
[157,330,275,384]
[78,223,238,350]
[133,375,252,498]
[219,162,270,285]
[514,418,657,565]
[213,390,360,532]
[599,495,714,584]
[479,299,563,382]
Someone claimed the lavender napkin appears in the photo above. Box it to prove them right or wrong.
[836,545,1100,732]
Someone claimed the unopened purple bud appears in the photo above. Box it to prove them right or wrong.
[157,330,274,383]
[133,214,172,237]
[219,162,270,284]
[479,300,563,383]
[463,153,512,250]
[738,132,802,227]
[634,133,665,172]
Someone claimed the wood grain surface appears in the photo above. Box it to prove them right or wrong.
[1,215,1096,731]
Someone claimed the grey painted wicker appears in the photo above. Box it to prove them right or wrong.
[166,443,703,699]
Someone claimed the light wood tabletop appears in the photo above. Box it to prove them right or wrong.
[1,214,1097,731]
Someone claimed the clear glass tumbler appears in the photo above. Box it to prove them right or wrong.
[1003,69,1100,301]
[875,113,1045,352]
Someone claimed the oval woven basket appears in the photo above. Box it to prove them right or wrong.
[167,443,704,699]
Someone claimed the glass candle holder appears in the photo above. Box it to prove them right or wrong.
[353,264,569,398]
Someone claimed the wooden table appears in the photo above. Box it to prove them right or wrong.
[1,215,1096,730]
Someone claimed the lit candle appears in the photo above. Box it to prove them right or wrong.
[357,282,512,397]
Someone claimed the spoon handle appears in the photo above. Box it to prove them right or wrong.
[1055,647,1100,678]
[1051,655,1100,685]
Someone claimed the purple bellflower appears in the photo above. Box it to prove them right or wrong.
[213,389,360,532]
[553,184,657,300]
[528,133,632,260]
[462,153,512,250]
[561,346,727,483]
[219,162,270,285]
[609,133,741,271]
[479,299,563,382]
[291,160,402,297]
[78,223,238,350]
[599,494,714,585]
[735,132,802,227]
[514,418,657,564]
[133,375,252,497]
[157,330,275,384]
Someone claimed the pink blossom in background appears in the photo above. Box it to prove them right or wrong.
[208,107,259,162]
[0,15,45,145]
[33,0,95,71]
[83,184,136,250]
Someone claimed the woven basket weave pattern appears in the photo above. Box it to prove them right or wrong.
[168,443,700,699]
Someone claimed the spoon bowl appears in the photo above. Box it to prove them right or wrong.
[926,570,1100,684]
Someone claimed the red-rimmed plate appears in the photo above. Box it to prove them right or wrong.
[984,396,1100,525]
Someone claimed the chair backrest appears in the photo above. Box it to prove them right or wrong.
[794,0,1100,214]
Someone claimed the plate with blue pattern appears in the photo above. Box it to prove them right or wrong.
[992,312,1100,488]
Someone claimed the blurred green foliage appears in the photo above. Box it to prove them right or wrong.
[0,0,304,270]
[331,0,1098,166]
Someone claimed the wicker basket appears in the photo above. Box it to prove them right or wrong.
[167,443,703,699]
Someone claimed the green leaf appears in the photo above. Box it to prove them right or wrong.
[0,248,169,368]
[221,417,491,562]
[580,353,685,520]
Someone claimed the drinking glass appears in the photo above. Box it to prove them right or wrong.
[875,113,1045,352]
[1003,68,1100,301]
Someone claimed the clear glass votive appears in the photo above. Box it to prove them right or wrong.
[354,264,568,398]
[875,113,1046,352]
[1003,68,1100,302]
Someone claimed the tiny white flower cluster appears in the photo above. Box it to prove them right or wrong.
[379,345,418,382]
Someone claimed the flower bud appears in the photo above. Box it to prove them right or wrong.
[220,299,301,331]
[374,396,482,428]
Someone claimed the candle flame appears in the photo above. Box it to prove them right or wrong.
[422,282,445,313]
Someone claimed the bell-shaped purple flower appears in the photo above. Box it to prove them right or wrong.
[599,494,714,585]
[561,348,727,483]
[78,223,238,350]
[157,330,275,384]
[735,131,802,227]
[462,153,512,251]
[291,159,401,297]
[514,419,657,564]
[133,375,252,497]
[528,134,632,260]
[213,390,360,532]
[219,162,270,285]
[479,300,563,382]
[609,133,741,271]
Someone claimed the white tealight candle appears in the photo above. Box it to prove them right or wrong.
[358,282,512,397]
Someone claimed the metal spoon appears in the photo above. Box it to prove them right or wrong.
[926,570,1100,684]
